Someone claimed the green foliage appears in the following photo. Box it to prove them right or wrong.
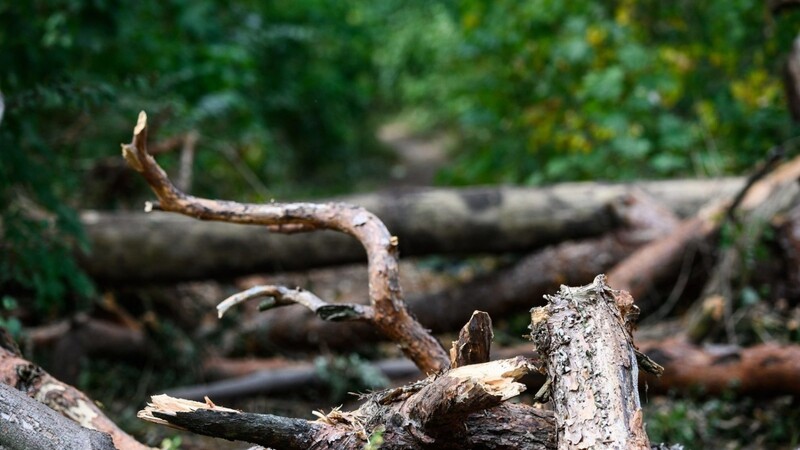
[4,1,800,312]
[363,425,385,450]
[159,436,182,450]
[0,296,23,338]
[380,1,800,184]
[0,0,395,311]
[646,395,800,449]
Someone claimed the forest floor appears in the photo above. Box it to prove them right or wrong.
[76,123,800,449]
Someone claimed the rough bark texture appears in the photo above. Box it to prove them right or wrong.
[80,178,742,282]
[530,276,650,450]
[0,346,152,450]
[122,111,448,374]
[141,357,556,450]
[0,383,117,450]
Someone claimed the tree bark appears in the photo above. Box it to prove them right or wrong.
[608,153,800,312]
[226,191,678,352]
[80,178,742,282]
[530,276,651,449]
[0,346,152,450]
[140,358,556,450]
[0,383,117,450]
[639,339,800,396]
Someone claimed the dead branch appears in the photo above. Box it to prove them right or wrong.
[226,190,678,351]
[122,111,449,374]
[608,153,800,310]
[141,357,556,449]
[530,275,652,449]
[0,345,152,450]
[216,285,373,322]
[167,357,421,401]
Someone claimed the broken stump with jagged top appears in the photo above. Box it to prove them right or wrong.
[530,275,660,450]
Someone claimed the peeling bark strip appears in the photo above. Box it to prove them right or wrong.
[530,275,650,450]
[139,357,556,449]
[122,111,449,374]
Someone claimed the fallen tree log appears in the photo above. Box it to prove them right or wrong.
[225,191,679,351]
[141,358,557,450]
[529,276,659,449]
[608,152,800,314]
[0,339,151,450]
[0,383,117,450]
[639,339,800,396]
[80,178,742,282]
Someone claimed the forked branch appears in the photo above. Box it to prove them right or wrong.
[122,111,449,373]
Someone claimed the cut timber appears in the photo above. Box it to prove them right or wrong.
[0,383,117,450]
[140,357,556,449]
[0,346,152,450]
[640,339,800,396]
[80,178,742,282]
[227,191,678,351]
[529,275,651,450]
[608,153,800,311]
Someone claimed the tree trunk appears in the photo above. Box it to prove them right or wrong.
[0,383,117,450]
[530,276,652,449]
[80,178,742,282]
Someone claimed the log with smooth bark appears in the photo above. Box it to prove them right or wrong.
[80,178,743,282]
[639,339,800,396]
[529,275,651,450]
[0,383,117,450]
[140,357,556,450]
[122,110,448,374]
[0,345,152,450]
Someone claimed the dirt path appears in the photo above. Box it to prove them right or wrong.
[377,122,451,187]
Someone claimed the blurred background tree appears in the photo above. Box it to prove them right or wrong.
[1,0,799,313]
